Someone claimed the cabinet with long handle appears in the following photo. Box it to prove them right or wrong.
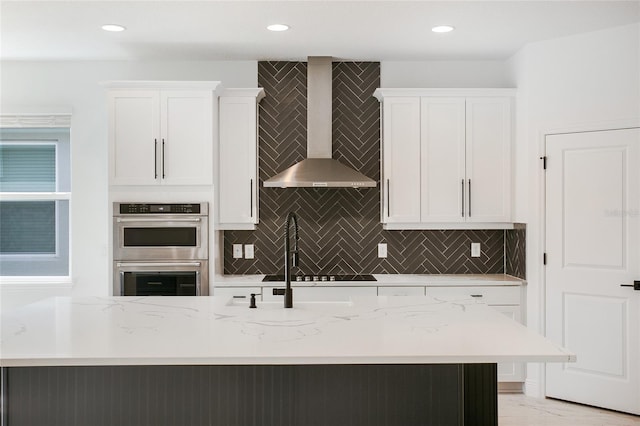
[106,82,219,186]
[218,88,265,230]
[374,89,514,229]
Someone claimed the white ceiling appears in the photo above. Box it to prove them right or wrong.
[2,1,639,61]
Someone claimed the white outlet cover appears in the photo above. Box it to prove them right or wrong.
[244,244,255,259]
[233,244,243,259]
[378,243,388,258]
[471,243,481,258]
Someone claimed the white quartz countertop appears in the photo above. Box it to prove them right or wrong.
[213,274,524,287]
[1,296,572,367]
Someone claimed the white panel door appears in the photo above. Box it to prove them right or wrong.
[465,98,511,222]
[382,97,421,223]
[108,90,160,185]
[420,97,466,222]
[160,90,213,185]
[546,128,640,415]
[219,97,257,225]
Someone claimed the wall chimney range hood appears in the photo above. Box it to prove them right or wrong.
[263,57,376,188]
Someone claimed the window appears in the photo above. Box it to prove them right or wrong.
[0,128,70,277]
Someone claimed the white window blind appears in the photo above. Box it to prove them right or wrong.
[0,128,70,277]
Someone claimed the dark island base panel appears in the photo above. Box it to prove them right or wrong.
[2,364,497,426]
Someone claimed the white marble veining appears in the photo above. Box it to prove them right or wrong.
[1,295,571,367]
[212,273,525,287]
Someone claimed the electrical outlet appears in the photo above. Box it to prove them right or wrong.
[244,244,255,259]
[233,244,243,259]
[471,243,481,258]
[378,243,388,258]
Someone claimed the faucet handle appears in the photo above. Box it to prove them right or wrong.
[291,251,299,268]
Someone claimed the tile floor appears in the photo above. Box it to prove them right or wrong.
[499,394,640,425]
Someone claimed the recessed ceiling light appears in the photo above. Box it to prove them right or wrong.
[102,24,126,32]
[267,24,290,32]
[432,25,455,33]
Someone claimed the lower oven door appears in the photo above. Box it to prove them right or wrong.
[114,261,209,296]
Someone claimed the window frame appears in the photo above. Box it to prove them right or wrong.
[0,124,72,280]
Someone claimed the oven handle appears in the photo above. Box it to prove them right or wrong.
[116,262,202,268]
[115,218,202,223]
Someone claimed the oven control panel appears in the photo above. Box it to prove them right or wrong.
[118,203,203,214]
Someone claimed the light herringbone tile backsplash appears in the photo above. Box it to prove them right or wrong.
[224,61,511,275]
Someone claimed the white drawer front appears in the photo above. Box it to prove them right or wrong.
[426,286,521,305]
[213,287,262,300]
[263,286,377,302]
[378,286,425,296]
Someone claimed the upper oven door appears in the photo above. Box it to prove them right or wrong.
[113,215,208,260]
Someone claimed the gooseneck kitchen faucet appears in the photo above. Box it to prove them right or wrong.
[283,212,299,308]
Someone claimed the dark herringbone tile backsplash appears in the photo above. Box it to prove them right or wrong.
[224,61,520,276]
[505,224,526,279]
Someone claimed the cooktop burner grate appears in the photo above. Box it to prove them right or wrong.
[262,274,376,282]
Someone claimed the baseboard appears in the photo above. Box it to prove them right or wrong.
[498,382,524,393]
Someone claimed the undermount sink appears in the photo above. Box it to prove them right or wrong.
[224,298,353,310]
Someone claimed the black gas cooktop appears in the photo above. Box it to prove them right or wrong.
[262,274,376,283]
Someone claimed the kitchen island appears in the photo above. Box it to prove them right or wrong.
[1,296,573,425]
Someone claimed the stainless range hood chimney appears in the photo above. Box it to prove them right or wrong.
[263,57,376,188]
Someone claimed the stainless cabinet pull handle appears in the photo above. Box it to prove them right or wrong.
[461,179,465,217]
[470,294,483,298]
[250,179,253,217]
[116,262,202,267]
[387,179,391,217]
[162,139,166,179]
[154,139,158,179]
[116,218,201,223]
[233,295,247,299]
[468,179,472,217]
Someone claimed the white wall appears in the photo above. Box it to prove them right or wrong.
[381,60,511,88]
[506,23,640,397]
[1,60,257,310]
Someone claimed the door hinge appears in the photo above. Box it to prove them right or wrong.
[543,253,547,265]
[540,156,547,170]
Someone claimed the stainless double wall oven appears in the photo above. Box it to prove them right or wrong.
[113,202,209,296]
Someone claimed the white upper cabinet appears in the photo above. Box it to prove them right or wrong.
[465,97,512,223]
[382,97,421,223]
[106,81,220,186]
[420,97,466,222]
[218,88,265,230]
[374,89,514,230]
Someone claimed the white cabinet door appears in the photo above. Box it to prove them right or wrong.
[108,90,160,185]
[378,286,425,296]
[465,97,511,222]
[420,98,466,222]
[493,305,525,382]
[382,97,421,223]
[219,96,258,226]
[160,90,213,185]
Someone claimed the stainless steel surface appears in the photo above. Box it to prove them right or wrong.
[263,158,376,188]
[263,57,376,189]
[307,56,332,159]
[113,202,208,261]
[112,202,209,295]
[115,260,208,296]
[115,262,202,267]
[115,218,202,223]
